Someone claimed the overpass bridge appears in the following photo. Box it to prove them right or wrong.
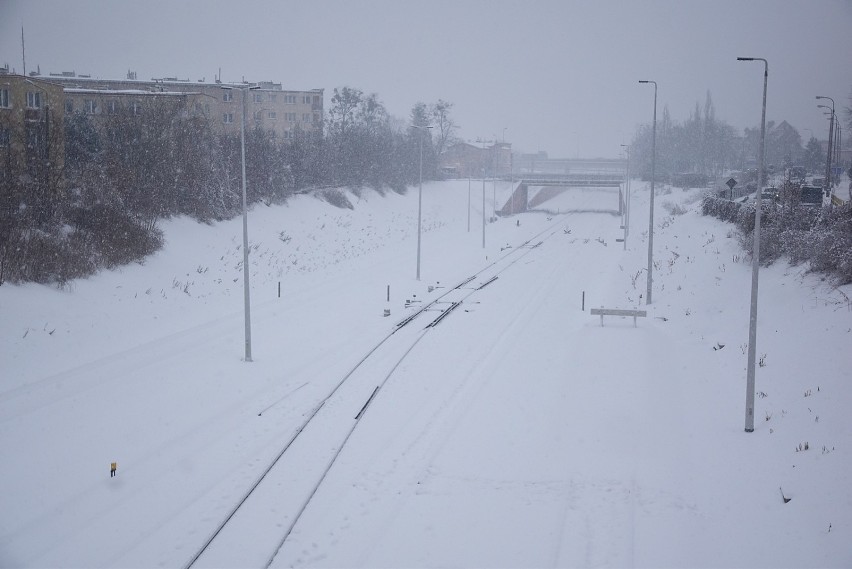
[513,156,628,175]
[497,172,625,216]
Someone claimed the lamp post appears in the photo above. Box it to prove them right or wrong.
[467,175,471,232]
[638,80,657,305]
[482,168,486,248]
[222,83,258,362]
[818,105,834,190]
[620,143,631,251]
[510,152,514,215]
[737,56,768,433]
[411,125,432,280]
[816,96,834,192]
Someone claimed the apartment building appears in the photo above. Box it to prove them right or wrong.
[0,73,65,182]
[37,70,324,141]
[1,67,324,185]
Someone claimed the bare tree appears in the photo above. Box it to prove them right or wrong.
[328,87,363,138]
[430,99,457,157]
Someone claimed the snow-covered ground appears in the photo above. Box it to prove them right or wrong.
[1,179,849,568]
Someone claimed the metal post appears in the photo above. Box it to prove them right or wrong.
[738,56,768,432]
[467,175,471,232]
[412,125,432,281]
[239,86,253,362]
[816,96,834,195]
[417,131,423,280]
[510,159,514,215]
[639,80,657,305]
[482,174,486,248]
[625,145,631,238]
[620,144,631,251]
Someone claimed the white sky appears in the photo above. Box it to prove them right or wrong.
[1,0,850,158]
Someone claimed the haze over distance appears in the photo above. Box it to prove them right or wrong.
[1,0,850,158]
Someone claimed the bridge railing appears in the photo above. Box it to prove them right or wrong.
[501,172,623,182]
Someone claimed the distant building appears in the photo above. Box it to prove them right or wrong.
[1,66,324,186]
[440,141,511,178]
[31,70,324,141]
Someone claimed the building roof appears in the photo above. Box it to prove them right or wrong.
[28,72,323,94]
[63,87,192,97]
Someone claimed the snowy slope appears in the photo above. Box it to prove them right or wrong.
[0,180,849,568]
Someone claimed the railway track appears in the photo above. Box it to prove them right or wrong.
[183,222,563,568]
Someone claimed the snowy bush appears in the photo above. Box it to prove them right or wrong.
[320,189,354,210]
[663,201,688,216]
[702,194,852,284]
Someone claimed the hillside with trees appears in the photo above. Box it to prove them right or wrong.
[0,87,456,285]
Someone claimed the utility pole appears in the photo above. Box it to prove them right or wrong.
[639,80,657,305]
[816,96,835,197]
[738,56,769,433]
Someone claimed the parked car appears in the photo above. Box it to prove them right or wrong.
[790,166,807,181]
[762,187,779,201]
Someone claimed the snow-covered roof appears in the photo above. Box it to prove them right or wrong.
[63,87,194,96]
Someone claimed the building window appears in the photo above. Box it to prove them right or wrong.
[223,112,234,124]
[107,100,118,115]
[0,128,10,147]
[285,112,296,122]
[26,126,41,150]
[253,110,263,121]
[253,92,263,103]
[65,99,74,113]
[84,99,97,114]
[132,101,142,115]
[302,113,310,122]
[285,95,296,104]
[302,95,311,104]
[222,90,233,102]
[268,111,277,120]
[313,96,320,105]
[268,94,277,102]
[0,89,9,108]
[26,91,42,109]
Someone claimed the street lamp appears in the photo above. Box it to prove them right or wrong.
[737,56,768,433]
[638,80,657,305]
[411,125,432,280]
[482,166,486,249]
[819,105,842,204]
[816,96,835,192]
[467,175,471,233]
[620,143,631,251]
[222,83,259,362]
[510,150,515,215]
